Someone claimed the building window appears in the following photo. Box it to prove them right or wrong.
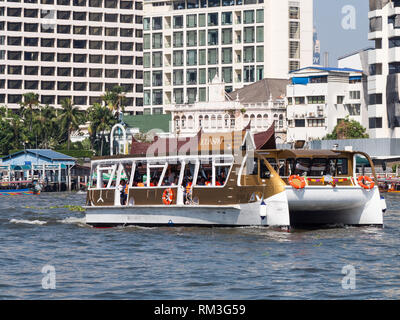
[152,52,162,68]
[289,6,300,19]
[173,51,184,66]
[369,117,382,129]
[208,30,218,45]
[173,16,184,29]
[152,17,162,30]
[152,71,163,86]
[222,12,232,25]
[244,10,254,24]
[187,14,197,28]
[187,69,197,85]
[295,119,305,127]
[349,91,361,100]
[173,32,184,48]
[307,96,325,104]
[152,90,163,105]
[187,50,197,66]
[187,31,197,47]
[244,65,254,82]
[369,93,382,105]
[208,48,218,64]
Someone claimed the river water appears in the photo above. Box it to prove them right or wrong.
[0,192,399,300]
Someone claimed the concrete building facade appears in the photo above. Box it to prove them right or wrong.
[368,0,400,138]
[0,0,144,112]
[142,0,313,114]
[286,66,366,143]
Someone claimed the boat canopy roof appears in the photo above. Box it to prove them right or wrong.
[257,149,364,158]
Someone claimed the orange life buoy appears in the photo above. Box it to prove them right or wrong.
[288,175,306,189]
[357,176,375,190]
[162,188,174,205]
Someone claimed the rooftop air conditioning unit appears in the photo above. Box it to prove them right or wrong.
[317,105,323,111]
[309,112,315,117]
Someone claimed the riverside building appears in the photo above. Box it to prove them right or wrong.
[0,0,144,113]
[142,0,313,114]
[286,66,366,143]
[368,0,400,138]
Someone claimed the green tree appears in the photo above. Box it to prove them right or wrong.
[32,104,59,149]
[87,103,117,156]
[324,117,369,140]
[58,98,84,150]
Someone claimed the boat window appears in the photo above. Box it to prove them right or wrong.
[162,162,182,186]
[278,160,286,176]
[309,158,328,176]
[260,159,270,179]
[132,162,148,186]
[120,163,131,187]
[294,158,311,176]
[286,158,295,176]
[182,161,196,188]
[266,158,278,171]
[337,158,348,175]
[215,164,230,186]
[197,161,212,186]
[149,166,162,187]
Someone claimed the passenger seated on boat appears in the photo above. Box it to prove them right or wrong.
[197,177,206,186]
[150,178,157,187]
[184,178,193,203]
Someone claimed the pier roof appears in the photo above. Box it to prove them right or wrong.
[1,149,76,167]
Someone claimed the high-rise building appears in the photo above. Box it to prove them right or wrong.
[0,0,143,112]
[142,0,313,114]
[313,26,320,65]
[368,0,400,138]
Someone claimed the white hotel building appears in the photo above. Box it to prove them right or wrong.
[142,0,313,114]
[0,0,143,112]
[368,0,400,138]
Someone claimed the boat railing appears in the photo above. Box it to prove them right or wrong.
[281,175,356,186]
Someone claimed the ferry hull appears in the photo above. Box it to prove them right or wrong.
[85,191,290,228]
[286,186,384,227]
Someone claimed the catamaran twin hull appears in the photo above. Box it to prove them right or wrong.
[85,187,384,228]
[84,150,385,229]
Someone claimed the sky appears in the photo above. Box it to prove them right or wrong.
[314,0,372,67]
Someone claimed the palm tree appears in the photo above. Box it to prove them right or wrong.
[101,86,126,122]
[88,103,116,156]
[19,92,40,131]
[58,98,82,150]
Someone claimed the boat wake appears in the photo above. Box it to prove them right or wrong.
[58,216,87,226]
[10,219,47,225]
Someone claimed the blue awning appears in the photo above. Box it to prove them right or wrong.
[11,165,31,170]
[292,77,309,85]
[349,76,362,81]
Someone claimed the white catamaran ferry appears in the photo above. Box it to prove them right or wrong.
[84,129,385,229]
